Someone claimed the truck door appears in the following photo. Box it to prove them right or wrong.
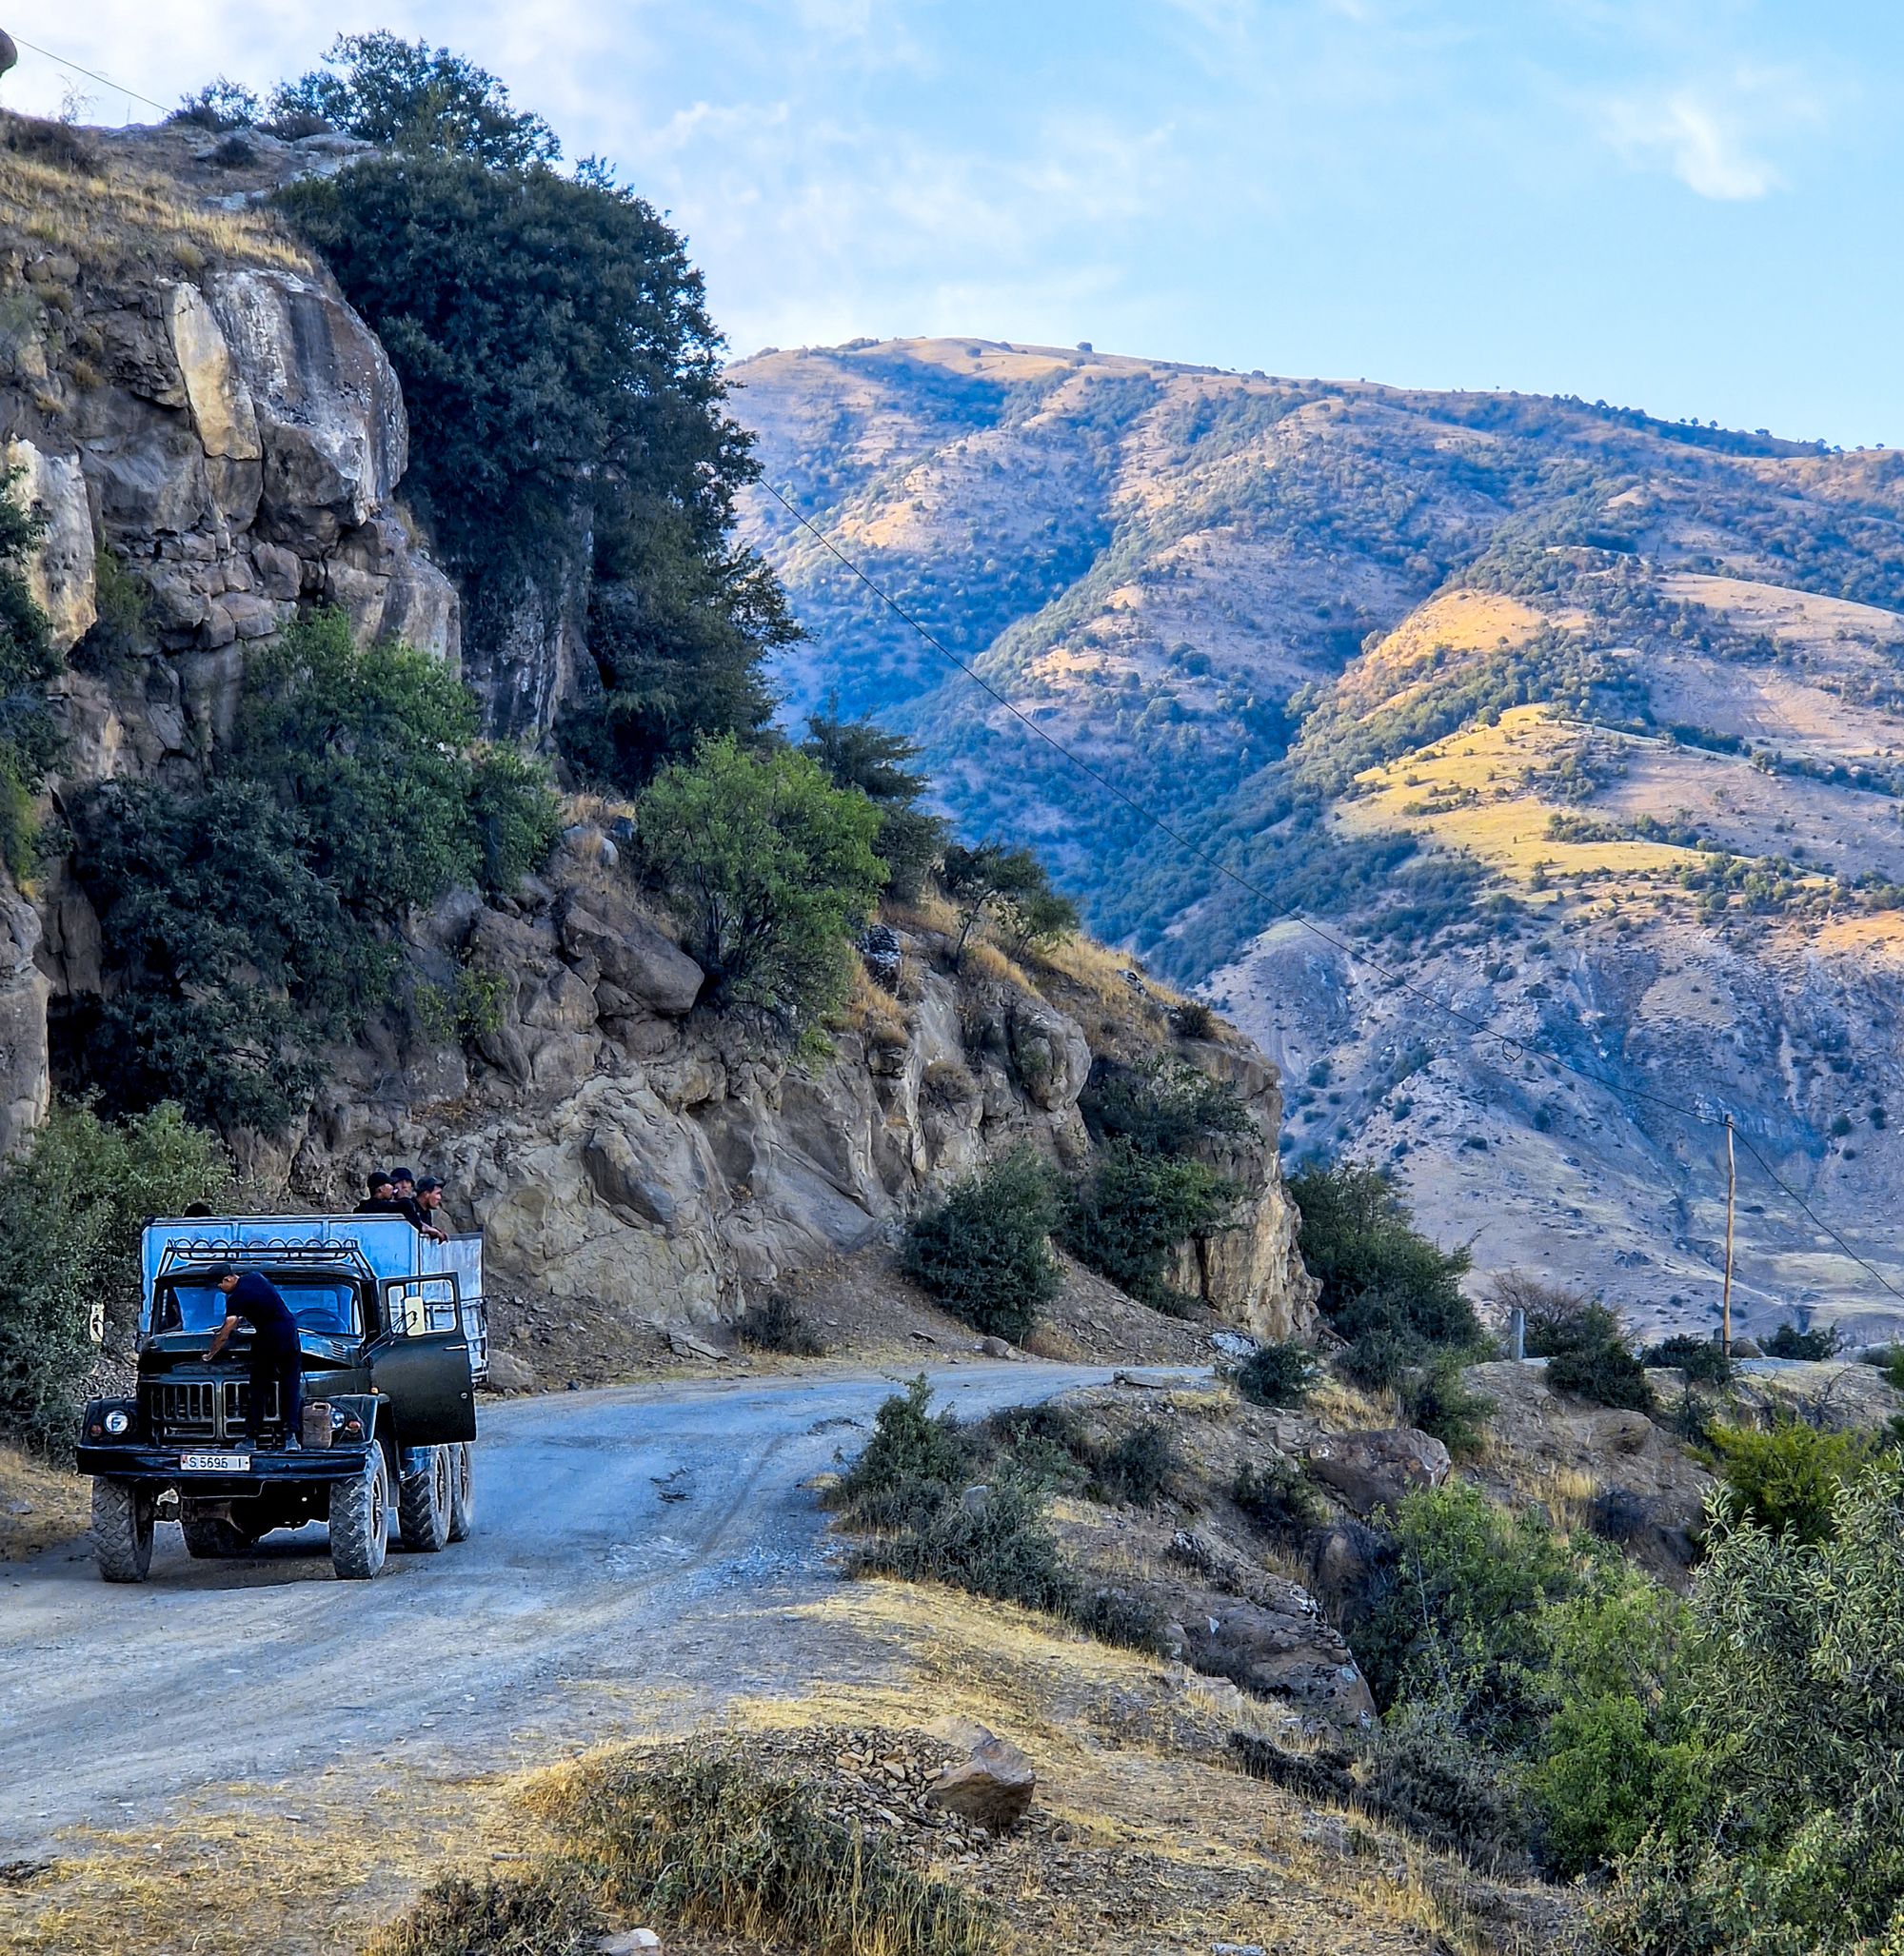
[369,1277,476,1445]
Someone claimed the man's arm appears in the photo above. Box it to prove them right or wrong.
[205,1314,240,1360]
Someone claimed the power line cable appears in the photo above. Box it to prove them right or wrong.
[8,31,173,118]
[757,475,1904,1304]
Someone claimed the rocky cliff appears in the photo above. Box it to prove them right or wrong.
[0,125,1313,1360]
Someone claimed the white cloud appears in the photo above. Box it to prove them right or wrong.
[1601,86,1780,199]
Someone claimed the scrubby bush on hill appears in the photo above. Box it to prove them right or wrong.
[0,1104,228,1453]
[1061,1143,1231,1314]
[1541,1304,1656,1413]
[1644,1332,1734,1385]
[1234,1339,1320,1408]
[941,841,1077,964]
[1590,1463,1904,1955]
[633,736,884,1037]
[900,1150,1060,1343]
[0,472,61,874]
[68,610,557,1128]
[1080,1055,1251,1156]
[1703,1416,1877,1546]
[1763,1319,1842,1361]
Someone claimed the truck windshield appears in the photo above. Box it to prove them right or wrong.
[154,1282,359,1336]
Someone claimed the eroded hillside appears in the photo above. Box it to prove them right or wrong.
[733,338,1904,1337]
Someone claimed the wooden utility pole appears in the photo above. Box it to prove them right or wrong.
[1722,1114,1736,1355]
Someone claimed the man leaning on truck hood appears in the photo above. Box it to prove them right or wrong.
[204,1266,304,1451]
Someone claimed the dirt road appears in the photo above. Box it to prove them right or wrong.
[0,1361,1196,1858]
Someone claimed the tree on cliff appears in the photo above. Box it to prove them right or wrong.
[275,42,796,779]
[0,471,62,874]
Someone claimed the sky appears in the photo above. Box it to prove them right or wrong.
[12,2,1904,447]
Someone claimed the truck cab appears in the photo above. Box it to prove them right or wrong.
[78,1215,487,1583]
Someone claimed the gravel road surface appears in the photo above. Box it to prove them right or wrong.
[0,1361,1196,1856]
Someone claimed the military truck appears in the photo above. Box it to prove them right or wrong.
[76,1215,487,1583]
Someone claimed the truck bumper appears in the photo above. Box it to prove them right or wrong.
[78,1442,372,1492]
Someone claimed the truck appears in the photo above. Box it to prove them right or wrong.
[76,1214,487,1583]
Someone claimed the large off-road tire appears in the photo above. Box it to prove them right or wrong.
[91,1479,154,1583]
[397,1444,450,1553]
[329,1448,390,1580]
[446,1441,474,1543]
[179,1499,264,1559]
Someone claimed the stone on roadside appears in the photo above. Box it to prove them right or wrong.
[485,1350,537,1393]
[925,1728,1036,1831]
[597,1932,662,1954]
[1304,1427,1450,1517]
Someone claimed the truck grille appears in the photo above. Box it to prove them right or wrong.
[150,1378,279,1442]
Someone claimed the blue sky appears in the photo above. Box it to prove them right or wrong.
[17,2,1902,445]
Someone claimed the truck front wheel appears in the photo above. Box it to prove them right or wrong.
[329,1449,389,1580]
[91,1479,154,1583]
[398,1444,451,1552]
[447,1441,475,1542]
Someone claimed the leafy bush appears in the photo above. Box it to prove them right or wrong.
[734,1293,825,1358]
[1591,1464,1904,1954]
[1081,1057,1251,1157]
[1235,1339,1320,1408]
[803,703,947,900]
[1356,1479,1577,1723]
[1544,1308,1656,1413]
[69,612,556,1128]
[366,1867,605,1956]
[169,77,259,131]
[1093,1421,1176,1506]
[1400,1351,1495,1457]
[1170,998,1217,1040]
[901,1150,1060,1344]
[1233,1456,1326,1540]
[941,841,1075,964]
[0,1104,228,1452]
[834,1374,967,1531]
[538,1749,1000,1956]
[1644,1332,1735,1385]
[1763,1320,1842,1361]
[1362,1694,1535,1867]
[1061,1142,1231,1311]
[635,737,884,1036]
[1703,1417,1877,1546]
[1288,1161,1479,1369]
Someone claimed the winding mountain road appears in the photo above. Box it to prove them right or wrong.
[0,1361,1197,1857]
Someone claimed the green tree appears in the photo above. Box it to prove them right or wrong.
[280,143,796,758]
[634,737,885,1034]
[0,469,61,873]
[0,1103,228,1452]
[267,31,559,166]
[803,701,948,900]
[1062,1142,1231,1311]
[1592,1464,1904,1954]
[941,840,1072,965]
[901,1150,1061,1343]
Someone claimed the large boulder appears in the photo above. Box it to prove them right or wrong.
[6,439,95,651]
[208,268,407,553]
[925,1729,1036,1830]
[559,896,704,1017]
[1304,1428,1451,1519]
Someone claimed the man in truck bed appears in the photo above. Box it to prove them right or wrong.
[204,1266,303,1450]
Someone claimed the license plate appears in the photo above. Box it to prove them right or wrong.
[180,1452,250,1472]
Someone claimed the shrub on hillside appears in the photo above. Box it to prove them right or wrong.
[1763,1319,1842,1361]
[733,1293,825,1358]
[803,703,948,900]
[1092,1421,1176,1507]
[1400,1351,1495,1457]
[1362,1694,1535,1867]
[901,1150,1060,1344]
[1703,1417,1877,1546]
[1081,1056,1250,1157]
[366,1867,605,1956]
[1233,1455,1326,1540]
[1287,1161,1479,1372]
[1544,1310,1656,1413]
[635,737,885,1037]
[1235,1340,1320,1408]
[0,471,61,874]
[1061,1143,1231,1313]
[1643,1333,1735,1386]
[1591,1463,1904,1954]
[0,1104,228,1452]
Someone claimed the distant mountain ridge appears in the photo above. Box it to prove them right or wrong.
[731,337,1904,1340]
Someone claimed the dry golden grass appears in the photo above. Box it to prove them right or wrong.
[831,962,909,1043]
[0,1445,89,1561]
[0,142,312,276]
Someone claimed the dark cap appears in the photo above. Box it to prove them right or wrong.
[417,1176,443,1193]
[367,1170,393,1194]
[205,1263,237,1284]
[391,1166,417,1185]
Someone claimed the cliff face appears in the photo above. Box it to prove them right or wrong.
[0,128,1313,1358]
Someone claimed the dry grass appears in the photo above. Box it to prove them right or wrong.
[0,140,312,276]
[0,1445,89,1561]
[832,962,909,1044]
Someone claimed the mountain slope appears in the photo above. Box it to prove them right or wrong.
[731,337,1904,1338]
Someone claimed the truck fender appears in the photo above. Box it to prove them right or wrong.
[319,1393,381,1446]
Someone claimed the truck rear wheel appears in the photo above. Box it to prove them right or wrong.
[398,1444,450,1552]
[180,1499,263,1559]
[91,1479,154,1583]
[329,1448,389,1579]
[446,1440,474,1541]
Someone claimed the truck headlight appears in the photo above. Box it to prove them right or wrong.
[103,1410,131,1437]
